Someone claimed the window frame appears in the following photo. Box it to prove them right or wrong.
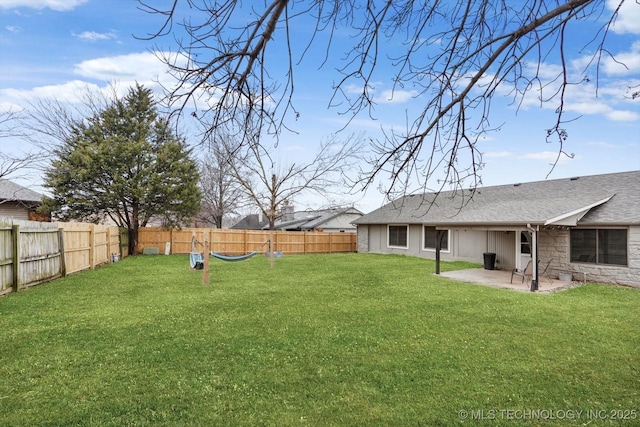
[423,226,450,252]
[387,224,409,249]
[570,227,628,267]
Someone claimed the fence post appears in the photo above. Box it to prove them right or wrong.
[89,224,95,269]
[203,235,210,286]
[58,228,67,277]
[11,224,20,293]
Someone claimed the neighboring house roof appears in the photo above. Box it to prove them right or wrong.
[0,179,43,205]
[265,207,363,230]
[353,170,640,227]
[230,214,270,230]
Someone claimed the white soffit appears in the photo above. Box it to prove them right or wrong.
[544,196,613,226]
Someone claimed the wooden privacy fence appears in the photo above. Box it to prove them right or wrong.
[0,219,128,296]
[0,219,64,295]
[138,227,357,255]
[57,222,127,275]
[0,221,356,296]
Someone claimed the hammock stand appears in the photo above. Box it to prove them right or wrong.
[190,235,270,268]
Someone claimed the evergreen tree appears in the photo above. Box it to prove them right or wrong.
[43,84,201,254]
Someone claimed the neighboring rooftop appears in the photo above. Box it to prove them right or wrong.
[0,178,44,204]
[231,213,270,230]
[232,207,363,230]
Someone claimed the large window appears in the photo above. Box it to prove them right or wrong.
[388,225,408,248]
[424,226,449,251]
[570,229,627,266]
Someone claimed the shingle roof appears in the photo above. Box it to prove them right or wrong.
[353,171,640,227]
[0,179,43,204]
[271,207,363,230]
[230,214,270,230]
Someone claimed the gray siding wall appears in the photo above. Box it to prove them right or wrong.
[0,203,30,221]
[361,224,488,263]
[321,213,360,231]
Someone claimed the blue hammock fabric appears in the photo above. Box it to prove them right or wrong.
[210,251,259,262]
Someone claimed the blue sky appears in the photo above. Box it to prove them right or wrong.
[1,0,639,213]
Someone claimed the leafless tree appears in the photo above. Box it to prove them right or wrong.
[216,123,364,265]
[196,139,249,228]
[0,109,44,179]
[139,0,635,199]
[21,85,115,153]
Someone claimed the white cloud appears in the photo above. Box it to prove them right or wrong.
[1,80,105,104]
[74,30,117,42]
[72,52,173,85]
[0,0,87,11]
[5,25,21,33]
[522,151,573,164]
[608,0,640,35]
[343,82,418,104]
[600,40,640,76]
[374,89,419,104]
[0,101,24,113]
[606,109,640,121]
[566,101,612,116]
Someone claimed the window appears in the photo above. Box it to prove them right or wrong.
[424,226,449,251]
[570,229,627,266]
[520,232,531,255]
[388,225,408,248]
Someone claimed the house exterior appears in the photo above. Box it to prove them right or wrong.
[0,179,48,221]
[353,171,640,288]
[232,207,363,232]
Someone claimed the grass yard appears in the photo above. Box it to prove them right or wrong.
[0,253,638,426]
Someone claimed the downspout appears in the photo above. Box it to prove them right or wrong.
[527,224,539,291]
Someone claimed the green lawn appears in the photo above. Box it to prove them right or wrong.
[1,253,638,426]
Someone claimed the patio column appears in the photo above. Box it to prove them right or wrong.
[529,225,539,291]
[435,230,446,275]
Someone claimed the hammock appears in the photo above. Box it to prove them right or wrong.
[189,236,271,267]
[209,251,259,262]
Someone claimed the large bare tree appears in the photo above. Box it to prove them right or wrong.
[196,139,248,228]
[217,124,364,265]
[139,0,636,198]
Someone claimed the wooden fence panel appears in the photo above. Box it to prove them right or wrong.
[136,227,357,255]
[0,220,13,294]
[57,222,118,274]
[0,218,63,294]
[18,220,63,289]
[59,222,92,274]
[275,231,306,254]
[93,225,109,266]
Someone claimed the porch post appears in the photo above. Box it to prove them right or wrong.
[435,230,445,275]
[530,225,539,291]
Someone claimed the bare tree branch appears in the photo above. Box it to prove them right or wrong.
[140,0,631,199]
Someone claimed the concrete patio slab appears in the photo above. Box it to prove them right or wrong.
[438,268,580,293]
